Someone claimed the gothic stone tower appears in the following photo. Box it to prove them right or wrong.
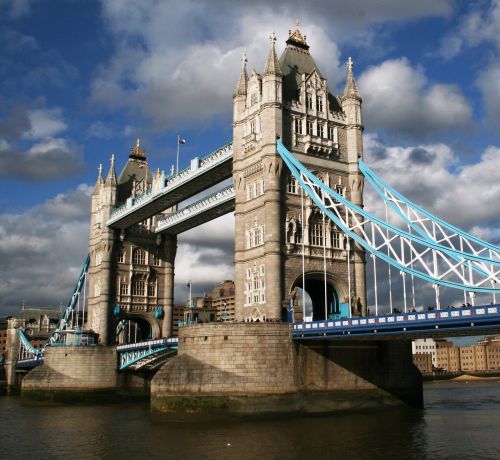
[87,141,177,345]
[233,26,366,322]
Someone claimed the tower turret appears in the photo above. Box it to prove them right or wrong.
[233,53,248,122]
[341,57,366,315]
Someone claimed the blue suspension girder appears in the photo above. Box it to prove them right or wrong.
[359,159,500,258]
[276,140,500,293]
[17,255,90,362]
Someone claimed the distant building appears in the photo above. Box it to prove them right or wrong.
[181,280,236,328]
[413,353,432,374]
[412,336,500,374]
[412,338,451,368]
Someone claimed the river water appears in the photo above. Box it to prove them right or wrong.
[1,380,500,460]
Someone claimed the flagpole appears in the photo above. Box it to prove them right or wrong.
[189,280,192,309]
[176,135,180,174]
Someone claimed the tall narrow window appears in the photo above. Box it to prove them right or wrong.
[120,278,129,295]
[306,94,313,110]
[148,279,156,297]
[307,121,314,135]
[287,175,297,194]
[328,126,335,141]
[117,246,125,263]
[294,118,302,134]
[316,96,323,112]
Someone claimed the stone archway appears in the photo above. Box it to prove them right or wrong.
[114,314,161,344]
[290,272,349,321]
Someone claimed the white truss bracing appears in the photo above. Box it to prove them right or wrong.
[277,140,500,293]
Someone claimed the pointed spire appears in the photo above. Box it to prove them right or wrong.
[105,153,117,185]
[263,32,282,77]
[233,52,248,98]
[97,163,103,183]
[343,57,361,99]
[94,163,104,193]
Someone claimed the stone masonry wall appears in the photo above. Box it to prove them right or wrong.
[152,323,298,396]
[22,346,117,392]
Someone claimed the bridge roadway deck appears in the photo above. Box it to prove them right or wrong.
[155,185,235,235]
[107,144,233,230]
[293,304,500,341]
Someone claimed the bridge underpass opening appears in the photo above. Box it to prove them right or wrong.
[295,277,343,321]
[115,317,152,344]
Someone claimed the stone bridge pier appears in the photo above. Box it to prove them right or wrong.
[151,323,422,415]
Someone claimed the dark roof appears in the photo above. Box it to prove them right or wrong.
[117,158,152,203]
[279,42,342,112]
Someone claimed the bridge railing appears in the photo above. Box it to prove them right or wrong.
[116,337,178,370]
[293,304,500,339]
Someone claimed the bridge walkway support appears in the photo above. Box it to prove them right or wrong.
[151,323,422,415]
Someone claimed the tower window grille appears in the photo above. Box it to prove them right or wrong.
[331,230,341,249]
[132,277,145,296]
[133,248,146,265]
[120,278,129,296]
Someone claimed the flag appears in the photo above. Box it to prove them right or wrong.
[139,161,148,168]
[179,138,186,145]
[186,281,191,289]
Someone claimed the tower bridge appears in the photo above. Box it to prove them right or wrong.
[10,25,500,414]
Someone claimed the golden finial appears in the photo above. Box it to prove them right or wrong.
[288,19,307,46]
[269,31,277,45]
[347,57,354,71]
[130,137,145,158]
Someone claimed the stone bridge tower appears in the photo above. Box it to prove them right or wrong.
[87,141,176,345]
[233,26,366,322]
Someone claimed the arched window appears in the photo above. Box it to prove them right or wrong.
[309,212,324,246]
[316,95,323,112]
[95,251,102,266]
[287,175,297,194]
[133,248,146,265]
[306,93,313,110]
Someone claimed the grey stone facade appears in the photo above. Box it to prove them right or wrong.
[87,143,176,345]
[233,27,366,323]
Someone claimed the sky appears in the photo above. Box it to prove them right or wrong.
[0,0,499,330]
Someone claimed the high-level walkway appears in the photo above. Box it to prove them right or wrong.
[107,143,233,229]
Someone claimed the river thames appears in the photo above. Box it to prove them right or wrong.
[1,380,499,459]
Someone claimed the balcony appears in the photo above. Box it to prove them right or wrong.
[297,134,338,157]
